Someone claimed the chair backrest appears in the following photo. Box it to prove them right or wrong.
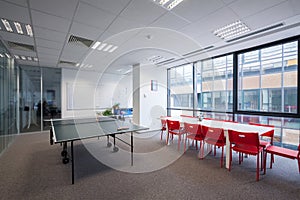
[184,122,201,135]
[166,120,180,130]
[202,125,225,142]
[249,122,274,144]
[228,130,260,148]
[161,119,167,128]
[298,144,300,159]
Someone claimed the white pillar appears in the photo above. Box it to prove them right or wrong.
[132,64,140,124]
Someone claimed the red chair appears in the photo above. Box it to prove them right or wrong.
[228,130,263,181]
[264,144,300,174]
[249,122,275,169]
[160,118,167,140]
[183,123,204,152]
[202,125,226,168]
[166,120,185,150]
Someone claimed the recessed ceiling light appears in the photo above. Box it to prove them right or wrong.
[103,44,113,52]
[213,20,251,40]
[75,63,80,67]
[152,0,183,10]
[1,19,13,32]
[91,41,101,49]
[14,55,20,59]
[21,56,26,60]
[5,53,11,58]
[25,24,33,37]
[33,57,38,62]
[159,0,170,6]
[14,22,23,34]
[108,46,118,53]
[167,0,183,9]
[0,54,4,58]
[98,43,107,51]
[27,57,32,61]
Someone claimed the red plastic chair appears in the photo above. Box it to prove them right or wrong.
[249,122,275,169]
[228,130,263,181]
[264,144,300,174]
[183,123,204,152]
[202,125,226,168]
[166,120,185,150]
[160,118,167,140]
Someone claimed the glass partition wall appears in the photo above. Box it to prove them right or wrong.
[19,66,61,133]
[167,37,300,149]
[0,41,18,154]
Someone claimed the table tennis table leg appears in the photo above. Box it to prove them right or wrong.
[71,141,74,184]
[131,132,133,166]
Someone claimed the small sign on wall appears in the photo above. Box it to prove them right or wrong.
[151,80,158,91]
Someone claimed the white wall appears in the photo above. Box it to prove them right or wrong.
[139,64,167,131]
[61,68,121,118]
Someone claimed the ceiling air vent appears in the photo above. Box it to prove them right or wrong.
[67,35,94,48]
[7,41,35,51]
[59,60,77,66]
[182,45,214,57]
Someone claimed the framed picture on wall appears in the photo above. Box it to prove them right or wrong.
[151,80,158,91]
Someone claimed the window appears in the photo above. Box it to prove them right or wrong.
[238,41,298,113]
[168,64,193,109]
[196,55,233,112]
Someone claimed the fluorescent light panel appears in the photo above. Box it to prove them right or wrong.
[1,18,33,36]
[152,0,183,10]
[92,41,118,53]
[213,20,251,40]
[14,22,23,34]
[91,41,101,49]
[25,24,33,37]
[1,19,13,32]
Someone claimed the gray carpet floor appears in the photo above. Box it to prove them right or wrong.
[0,131,299,200]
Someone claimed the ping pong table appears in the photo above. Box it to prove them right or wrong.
[49,117,148,184]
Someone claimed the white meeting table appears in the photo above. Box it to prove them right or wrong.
[162,116,274,169]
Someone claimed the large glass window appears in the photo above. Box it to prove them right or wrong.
[196,55,233,112]
[169,64,193,109]
[238,41,298,113]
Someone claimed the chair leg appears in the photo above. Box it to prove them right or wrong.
[184,136,187,151]
[220,146,224,168]
[178,135,181,151]
[229,148,232,171]
[160,130,163,140]
[166,132,169,145]
[298,158,300,173]
[264,151,267,175]
[256,153,260,181]
[270,153,273,169]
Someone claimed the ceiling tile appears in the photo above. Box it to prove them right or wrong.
[36,46,61,57]
[70,21,103,41]
[180,7,239,38]
[31,10,72,33]
[73,2,116,29]
[10,49,37,57]
[194,32,222,47]
[2,0,28,7]
[81,0,131,15]
[35,38,64,50]
[34,27,68,43]
[0,31,34,45]
[289,0,300,15]
[243,1,295,30]
[0,1,31,23]
[150,12,190,31]
[221,0,238,4]
[120,0,166,25]
[171,0,225,22]
[106,17,145,35]
[61,45,88,62]
[30,0,78,20]
[228,0,287,18]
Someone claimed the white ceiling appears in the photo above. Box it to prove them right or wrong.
[0,0,300,76]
